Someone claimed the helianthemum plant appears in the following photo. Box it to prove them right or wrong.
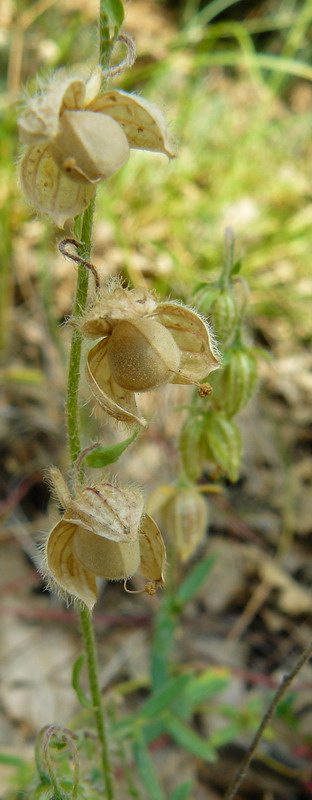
[45,468,166,609]
[79,283,220,425]
[18,63,175,227]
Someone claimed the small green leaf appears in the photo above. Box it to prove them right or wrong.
[132,735,164,800]
[208,723,241,749]
[230,258,242,276]
[182,668,230,713]
[197,288,220,311]
[176,554,216,606]
[85,430,139,468]
[140,675,190,720]
[168,782,192,800]
[100,0,124,30]
[151,598,177,690]
[192,280,218,296]
[0,753,28,768]
[164,714,217,762]
[71,654,95,710]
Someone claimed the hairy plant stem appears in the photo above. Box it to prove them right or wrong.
[66,200,115,800]
[66,200,95,466]
[79,605,114,800]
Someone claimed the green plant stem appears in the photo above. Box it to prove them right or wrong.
[66,200,95,466]
[79,605,114,800]
[66,202,115,800]
[99,8,112,72]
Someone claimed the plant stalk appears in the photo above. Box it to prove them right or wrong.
[79,605,115,800]
[66,200,115,800]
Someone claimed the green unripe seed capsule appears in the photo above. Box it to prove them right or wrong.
[212,289,238,349]
[180,416,206,483]
[204,410,242,482]
[222,349,257,418]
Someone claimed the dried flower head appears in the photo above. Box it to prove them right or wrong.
[79,285,220,426]
[18,67,175,226]
[44,469,166,609]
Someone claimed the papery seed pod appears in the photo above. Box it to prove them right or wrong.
[107,318,181,392]
[82,286,220,426]
[50,111,130,184]
[45,474,166,608]
[221,349,257,418]
[164,487,209,563]
[212,289,238,350]
[74,531,141,579]
[204,411,242,482]
[19,143,95,227]
[180,416,206,483]
[18,68,176,225]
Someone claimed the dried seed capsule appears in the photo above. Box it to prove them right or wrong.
[107,318,181,392]
[50,111,130,184]
[45,472,166,608]
[74,531,141,579]
[19,142,95,226]
[221,349,257,417]
[212,289,238,349]
[164,487,209,563]
[204,410,242,482]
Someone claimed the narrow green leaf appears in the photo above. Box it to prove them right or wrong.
[100,0,124,30]
[168,781,192,800]
[192,281,218,296]
[182,668,231,713]
[230,258,242,276]
[132,735,164,800]
[85,430,138,468]
[71,654,95,710]
[208,723,241,749]
[142,719,168,746]
[176,554,216,606]
[151,598,176,690]
[0,753,28,768]
[140,675,190,721]
[164,714,217,762]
